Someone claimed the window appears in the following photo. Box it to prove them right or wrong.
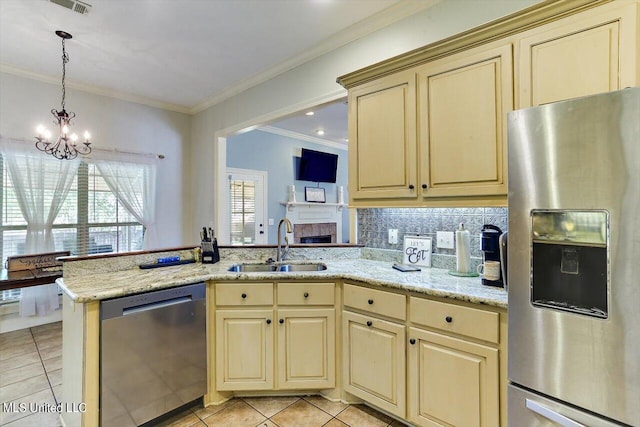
[228,169,267,245]
[0,157,145,303]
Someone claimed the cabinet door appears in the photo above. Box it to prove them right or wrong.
[408,327,499,427]
[348,69,417,202]
[518,1,639,108]
[343,310,406,418]
[215,309,274,390]
[417,43,512,198]
[277,308,335,390]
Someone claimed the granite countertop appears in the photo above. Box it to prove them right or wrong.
[57,259,507,308]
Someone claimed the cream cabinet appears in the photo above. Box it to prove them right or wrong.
[214,281,336,392]
[416,43,512,199]
[342,283,407,418]
[517,0,639,108]
[347,70,417,202]
[407,298,501,427]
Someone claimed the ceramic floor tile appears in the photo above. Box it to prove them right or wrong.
[30,321,62,332]
[154,408,203,427]
[52,384,62,405]
[31,328,62,343]
[335,405,393,427]
[0,330,33,347]
[304,395,349,416]
[0,362,45,388]
[33,334,62,351]
[37,344,62,361]
[202,400,267,427]
[323,419,349,427]
[193,399,236,420]
[0,351,42,371]
[0,340,38,361]
[0,374,51,402]
[47,368,63,387]
[0,387,56,425]
[1,410,62,427]
[258,420,279,427]
[243,396,300,417]
[42,355,62,372]
[270,399,333,427]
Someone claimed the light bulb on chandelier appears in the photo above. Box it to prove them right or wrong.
[35,30,92,160]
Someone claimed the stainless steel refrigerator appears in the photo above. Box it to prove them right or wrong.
[507,87,640,426]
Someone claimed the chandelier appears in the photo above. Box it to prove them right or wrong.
[35,31,91,160]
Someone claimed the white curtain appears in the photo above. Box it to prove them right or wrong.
[94,159,158,249]
[0,138,80,316]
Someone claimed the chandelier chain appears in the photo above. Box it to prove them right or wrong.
[61,38,69,111]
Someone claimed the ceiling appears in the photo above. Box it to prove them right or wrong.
[0,0,431,114]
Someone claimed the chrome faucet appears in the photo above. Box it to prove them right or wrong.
[276,218,293,262]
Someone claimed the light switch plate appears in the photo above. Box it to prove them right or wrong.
[436,231,455,249]
[268,218,274,226]
[388,229,398,244]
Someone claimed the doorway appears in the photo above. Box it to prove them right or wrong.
[227,168,268,245]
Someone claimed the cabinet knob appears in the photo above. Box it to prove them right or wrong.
[241,293,247,299]
[421,184,428,189]
[408,184,415,190]
[368,299,374,305]
[445,316,453,323]
[304,292,309,298]
[279,319,284,324]
[410,338,416,345]
[266,319,272,325]
[366,320,373,327]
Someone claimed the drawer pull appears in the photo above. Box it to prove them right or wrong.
[279,319,284,324]
[409,184,415,190]
[241,293,247,299]
[421,184,428,189]
[266,319,272,325]
[445,316,453,323]
[304,292,309,298]
[368,299,374,305]
[366,320,373,327]
[410,338,416,345]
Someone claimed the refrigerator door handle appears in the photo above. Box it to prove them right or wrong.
[525,399,586,427]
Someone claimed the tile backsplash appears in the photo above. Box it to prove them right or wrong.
[357,207,508,269]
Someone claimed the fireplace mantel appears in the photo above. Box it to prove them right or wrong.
[279,202,347,243]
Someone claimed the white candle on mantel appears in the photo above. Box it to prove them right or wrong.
[337,186,344,204]
[288,185,296,203]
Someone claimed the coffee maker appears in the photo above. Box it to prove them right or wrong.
[480,224,505,287]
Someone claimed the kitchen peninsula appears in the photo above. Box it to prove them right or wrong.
[57,246,507,427]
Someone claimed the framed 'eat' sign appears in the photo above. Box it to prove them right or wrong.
[402,235,432,267]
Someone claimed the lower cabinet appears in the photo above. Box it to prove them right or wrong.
[342,310,406,418]
[214,282,336,392]
[407,327,499,427]
[215,308,274,390]
[277,308,335,390]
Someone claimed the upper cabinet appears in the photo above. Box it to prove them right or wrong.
[517,0,639,108]
[338,0,639,209]
[417,43,512,199]
[348,70,417,201]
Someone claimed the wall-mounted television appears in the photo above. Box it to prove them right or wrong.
[297,148,338,183]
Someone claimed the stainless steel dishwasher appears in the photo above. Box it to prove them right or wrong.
[100,283,206,427]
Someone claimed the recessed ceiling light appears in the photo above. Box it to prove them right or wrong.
[305,111,315,116]
[316,129,325,136]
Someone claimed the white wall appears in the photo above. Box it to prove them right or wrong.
[0,72,192,248]
[189,0,541,240]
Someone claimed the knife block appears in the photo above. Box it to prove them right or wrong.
[201,239,220,264]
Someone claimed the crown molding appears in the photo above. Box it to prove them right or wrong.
[258,125,348,151]
[189,0,442,114]
[0,64,192,115]
[337,0,612,88]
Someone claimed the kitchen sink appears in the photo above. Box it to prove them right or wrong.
[227,263,327,273]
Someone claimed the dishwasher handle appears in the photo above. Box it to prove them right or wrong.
[101,283,206,321]
[123,296,192,316]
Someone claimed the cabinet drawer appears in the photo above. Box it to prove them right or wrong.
[344,283,406,321]
[277,282,335,306]
[216,283,273,306]
[410,297,499,343]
